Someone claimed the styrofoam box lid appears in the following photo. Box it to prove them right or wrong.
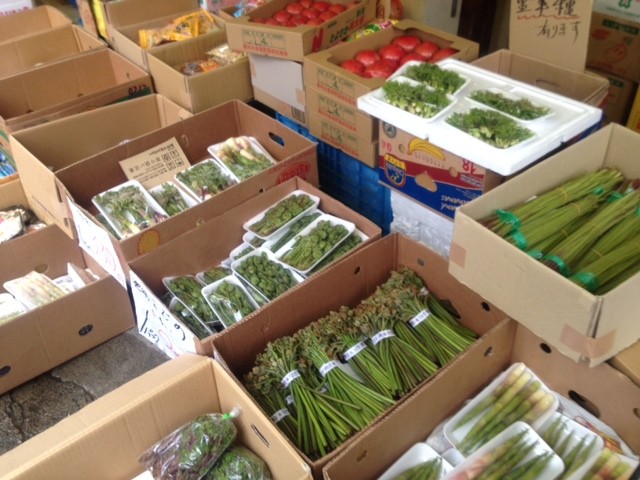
[357,59,603,176]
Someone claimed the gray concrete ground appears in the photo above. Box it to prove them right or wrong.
[0,329,168,455]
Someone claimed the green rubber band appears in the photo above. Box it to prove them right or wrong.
[593,186,604,195]
[607,192,623,203]
[496,209,521,229]
[527,250,544,260]
[510,230,528,250]
[635,207,640,217]
[544,254,571,276]
[572,271,599,292]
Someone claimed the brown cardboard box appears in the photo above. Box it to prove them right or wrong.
[610,341,640,387]
[0,48,153,157]
[48,101,318,286]
[11,94,191,238]
[0,24,107,79]
[128,176,381,357]
[0,5,70,43]
[212,234,507,478]
[377,125,503,219]
[0,354,313,480]
[592,68,638,124]
[147,29,253,113]
[323,320,640,478]
[473,49,610,108]
[448,123,640,366]
[224,0,377,62]
[0,223,134,395]
[588,11,640,82]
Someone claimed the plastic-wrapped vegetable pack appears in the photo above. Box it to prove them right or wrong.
[204,445,272,480]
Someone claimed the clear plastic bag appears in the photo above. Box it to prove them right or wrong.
[203,445,272,480]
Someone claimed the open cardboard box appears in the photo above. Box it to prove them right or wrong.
[10,93,192,241]
[0,222,134,395]
[50,100,318,286]
[223,0,377,62]
[127,176,381,357]
[212,233,508,478]
[322,319,640,479]
[448,123,640,366]
[0,5,70,43]
[0,354,313,480]
[0,24,107,79]
[147,29,253,113]
[0,48,153,157]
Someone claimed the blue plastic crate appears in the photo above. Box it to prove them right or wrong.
[276,113,392,234]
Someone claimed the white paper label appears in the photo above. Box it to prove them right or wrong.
[319,360,341,378]
[410,310,430,328]
[285,394,294,406]
[119,137,190,190]
[420,287,429,296]
[68,200,127,288]
[371,329,396,346]
[343,341,367,361]
[271,408,290,423]
[281,370,301,389]
[129,271,197,357]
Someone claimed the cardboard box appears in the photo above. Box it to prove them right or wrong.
[0,223,134,395]
[303,19,479,109]
[448,123,640,366]
[590,68,638,124]
[323,319,640,478]
[0,24,107,79]
[0,48,153,157]
[0,5,70,43]
[308,112,377,168]
[10,93,191,238]
[626,84,640,131]
[610,341,640,387]
[0,0,33,17]
[49,100,318,286]
[224,0,377,62]
[128,176,381,357]
[473,49,610,108]
[147,29,252,113]
[588,11,640,81]
[0,354,313,480]
[249,54,307,127]
[377,123,503,220]
[212,233,507,478]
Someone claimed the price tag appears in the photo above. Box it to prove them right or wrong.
[371,329,396,346]
[119,137,190,190]
[271,408,290,423]
[343,341,367,361]
[129,271,197,357]
[281,369,301,389]
[68,200,127,288]
[409,310,430,328]
[319,360,341,378]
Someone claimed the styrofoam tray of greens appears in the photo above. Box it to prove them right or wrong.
[261,209,323,253]
[162,275,222,332]
[378,443,452,480]
[92,179,169,239]
[201,275,260,328]
[243,190,321,240]
[148,181,198,217]
[357,58,602,176]
[195,265,233,285]
[207,135,276,182]
[174,158,237,203]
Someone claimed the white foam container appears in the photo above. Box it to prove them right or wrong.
[174,158,237,203]
[378,443,452,480]
[201,274,260,328]
[148,180,199,216]
[207,135,276,182]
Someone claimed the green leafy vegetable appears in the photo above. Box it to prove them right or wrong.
[382,80,451,118]
[446,108,534,148]
[215,136,275,181]
[176,160,236,202]
[150,182,190,216]
[280,219,349,271]
[235,252,299,300]
[402,62,466,94]
[469,89,551,120]
[204,444,272,480]
[248,194,315,237]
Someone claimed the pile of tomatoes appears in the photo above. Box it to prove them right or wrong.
[339,34,459,78]
[251,0,359,27]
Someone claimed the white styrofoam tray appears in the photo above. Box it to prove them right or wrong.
[378,443,452,480]
[201,274,260,328]
[357,59,603,176]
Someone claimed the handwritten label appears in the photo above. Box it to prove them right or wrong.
[510,0,593,72]
[343,341,367,361]
[271,408,290,423]
[319,360,341,378]
[68,200,127,288]
[410,310,431,328]
[129,271,197,357]
[281,369,301,389]
[371,329,396,346]
[119,137,190,190]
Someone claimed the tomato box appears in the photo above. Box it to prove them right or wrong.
[223,0,377,62]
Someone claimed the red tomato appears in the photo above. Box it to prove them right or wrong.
[285,2,304,14]
[379,57,399,72]
[378,44,405,62]
[319,10,336,21]
[272,10,291,23]
[301,7,319,19]
[430,47,459,62]
[398,52,425,65]
[392,34,422,52]
[305,17,325,25]
[328,3,347,14]
[340,59,366,75]
[290,14,306,25]
[363,61,395,79]
[299,0,313,7]
[312,1,330,11]
[414,41,439,60]
[354,49,381,67]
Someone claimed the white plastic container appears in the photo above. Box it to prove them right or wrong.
[201,274,260,328]
[378,443,453,480]
[148,181,198,216]
[261,209,323,253]
[207,135,276,182]
[162,275,221,331]
[228,242,255,262]
[174,158,238,203]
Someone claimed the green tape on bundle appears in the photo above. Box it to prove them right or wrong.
[571,271,599,292]
[510,230,528,250]
[496,209,521,230]
[544,254,571,276]
[527,250,544,260]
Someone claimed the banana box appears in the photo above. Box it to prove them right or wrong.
[377,121,504,219]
